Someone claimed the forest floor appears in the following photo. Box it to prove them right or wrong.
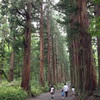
[26,89,79,100]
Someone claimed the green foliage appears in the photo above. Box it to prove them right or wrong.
[56,0,80,42]
[89,17,100,36]
[0,86,28,100]
[31,81,49,96]
[93,0,100,4]
[31,87,42,96]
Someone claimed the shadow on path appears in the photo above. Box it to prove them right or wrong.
[26,89,79,100]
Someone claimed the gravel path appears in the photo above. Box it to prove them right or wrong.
[26,89,78,100]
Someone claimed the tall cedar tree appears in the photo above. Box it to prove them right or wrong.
[47,6,52,85]
[21,1,32,92]
[57,0,96,95]
[76,0,96,93]
[39,2,45,87]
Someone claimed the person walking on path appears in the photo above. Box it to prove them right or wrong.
[63,83,69,97]
[49,85,55,99]
[72,86,75,97]
[61,89,64,99]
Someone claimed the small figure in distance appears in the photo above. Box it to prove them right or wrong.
[72,86,75,97]
[61,89,64,99]
[50,85,55,99]
[63,83,69,97]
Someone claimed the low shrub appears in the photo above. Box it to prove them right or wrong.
[0,86,28,100]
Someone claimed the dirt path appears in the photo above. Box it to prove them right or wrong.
[26,89,78,100]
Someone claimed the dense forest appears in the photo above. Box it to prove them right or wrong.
[0,0,100,100]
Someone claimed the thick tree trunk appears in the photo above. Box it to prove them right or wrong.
[21,1,32,92]
[77,0,96,94]
[39,2,45,87]
[69,0,96,95]
[72,38,79,90]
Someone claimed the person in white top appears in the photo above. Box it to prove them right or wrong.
[72,87,75,97]
[50,85,55,99]
[63,83,69,97]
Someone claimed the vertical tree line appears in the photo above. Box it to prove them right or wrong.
[56,0,99,98]
[0,0,68,95]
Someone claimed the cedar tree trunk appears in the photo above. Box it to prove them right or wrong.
[21,1,32,92]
